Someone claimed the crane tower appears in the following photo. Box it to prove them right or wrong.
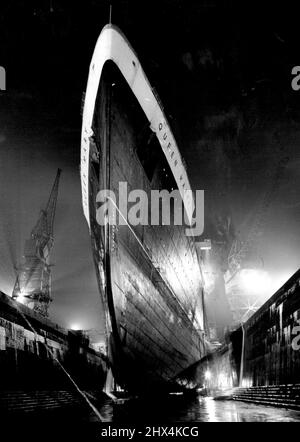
[12,169,62,316]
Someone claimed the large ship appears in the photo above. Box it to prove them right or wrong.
[81,24,208,393]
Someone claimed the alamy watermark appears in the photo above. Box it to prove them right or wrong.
[96,182,204,237]
[292,319,300,351]
[0,66,6,90]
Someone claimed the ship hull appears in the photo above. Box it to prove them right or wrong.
[81,26,207,393]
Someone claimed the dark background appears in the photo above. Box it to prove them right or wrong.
[0,0,299,331]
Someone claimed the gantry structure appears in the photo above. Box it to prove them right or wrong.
[12,169,61,316]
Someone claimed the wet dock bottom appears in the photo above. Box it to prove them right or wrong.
[4,393,300,440]
[4,395,300,441]
[95,395,300,422]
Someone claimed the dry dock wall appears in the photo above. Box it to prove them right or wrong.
[197,269,300,391]
[241,268,300,386]
[0,292,106,390]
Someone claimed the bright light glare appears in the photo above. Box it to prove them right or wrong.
[17,291,27,304]
[199,239,212,250]
[70,324,81,331]
[205,370,211,380]
[239,269,271,294]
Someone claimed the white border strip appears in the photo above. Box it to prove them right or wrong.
[81,25,195,229]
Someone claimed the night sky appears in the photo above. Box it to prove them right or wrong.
[0,0,299,331]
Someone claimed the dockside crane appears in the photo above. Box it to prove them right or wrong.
[12,169,62,317]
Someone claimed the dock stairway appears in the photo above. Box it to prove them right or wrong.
[232,384,300,410]
[0,390,87,415]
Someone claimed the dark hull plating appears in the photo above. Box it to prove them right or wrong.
[84,33,207,393]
